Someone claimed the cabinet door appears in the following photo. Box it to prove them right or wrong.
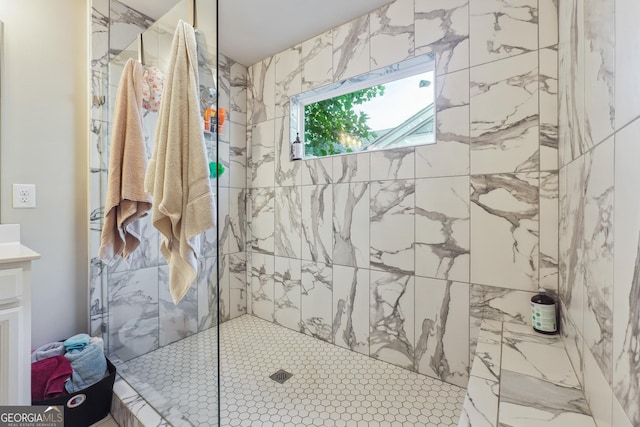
[0,306,22,405]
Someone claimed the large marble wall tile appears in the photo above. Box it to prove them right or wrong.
[301,31,333,91]
[229,252,247,319]
[301,184,333,264]
[370,180,415,275]
[274,186,302,258]
[414,0,469,76]
[107,267,159,361]
[539,0,558,49]
[246,125,254,189]
[246,252,254,314]
[216,187,231,256]
[89,165,102,224]
[89,259,107,341]
[109,0,153,56]
[370,148,415,181]
[90,117,107,174]
[274,256,302,331]
[613,395,635,427]
[470,52,539,174]
[560,158,586,335]
[615,0,640,130]
[91,70,108,124]
[228,188,246,254]
[613,118,640,425]
[584,347,613,427]
[333,15,370,81]
[159,265,198,346]
[229,121,247,189]
[89,164,104,242]
[333,265,369,356]
[540,171,559,290]
[369,271,415,369]
[196,257,217,332]
[230,61,248,125]
[214,136,231,181]
[415,176,470,282]
[582,138,614,382]
[216,55,232,145]
[302,157,333,185]
[250,253,275,322]
[415,278,469,387]
[333,183,370,268]
[275,114,301,187]
[416,69,469,179]
[249,120,275,188]
[540,46,559,171]
[248,187,275,255]
[560,302,584,387]
[469,0,538,67]
[469,285,534,327]
[470,173,539,290]
[219,255,231,323]
[91,0,109,66]
[584,0,615,147]
[248,58,275,123]
[558,161,568,289]
[369,0,415,70]
[558,0,585,167]
[275,46,302,118]
[498,370,596,427]
[300,261,333,341]
[333,153,370,183]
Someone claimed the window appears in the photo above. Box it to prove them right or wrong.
[290,54,435,159]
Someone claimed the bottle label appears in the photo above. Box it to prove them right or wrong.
[292,143,303,160]
[531,301,556,332]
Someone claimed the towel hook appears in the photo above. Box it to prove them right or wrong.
[192,0,197,30]
[137,33,145,65]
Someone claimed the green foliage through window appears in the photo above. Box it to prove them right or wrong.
[303,86,385,157]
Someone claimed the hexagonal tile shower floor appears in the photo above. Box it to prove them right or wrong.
[121,315,465,426]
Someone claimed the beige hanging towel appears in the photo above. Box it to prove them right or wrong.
[99,58,152,265]
[145,20,216,304]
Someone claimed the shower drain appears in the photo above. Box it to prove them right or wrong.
[269,369,293,384]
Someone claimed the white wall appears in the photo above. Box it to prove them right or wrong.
[0,0,88,347]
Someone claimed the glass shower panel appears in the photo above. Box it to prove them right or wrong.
[102,0,219,425]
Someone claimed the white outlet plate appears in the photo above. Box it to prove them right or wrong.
[12,184,36,208]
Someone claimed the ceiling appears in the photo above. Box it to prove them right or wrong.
[120,0,396,66]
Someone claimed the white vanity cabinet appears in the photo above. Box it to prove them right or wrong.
[0,225,39,405]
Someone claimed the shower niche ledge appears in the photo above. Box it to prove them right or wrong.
[459,320,597,427]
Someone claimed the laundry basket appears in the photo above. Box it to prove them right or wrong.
[32,357,116,427]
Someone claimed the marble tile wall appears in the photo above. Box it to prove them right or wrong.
[558,0,638,425]
[89,0,248,362]
[246,0,559,389]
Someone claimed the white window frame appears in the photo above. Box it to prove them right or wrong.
[290,53,436,160]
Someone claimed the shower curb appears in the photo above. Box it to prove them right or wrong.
[110,374,170,427]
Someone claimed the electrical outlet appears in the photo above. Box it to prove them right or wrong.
[12,184,36,208]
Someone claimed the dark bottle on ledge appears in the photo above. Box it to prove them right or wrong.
[530,288,557,334]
